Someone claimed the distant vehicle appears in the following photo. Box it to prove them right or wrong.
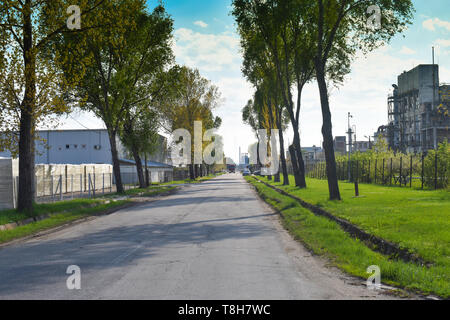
[242,169,251,176]
[227,164,236,173]
[252,170,261,176]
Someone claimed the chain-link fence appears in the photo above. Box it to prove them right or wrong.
[10,172,148,204]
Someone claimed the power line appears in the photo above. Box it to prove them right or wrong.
[68,114,91,130]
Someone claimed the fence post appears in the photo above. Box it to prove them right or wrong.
[410,155,413,188]
[93,173,96,198]
[421,153,425,190]
[88,173,91,198]
[50,176,54,202]
[374,159,378,184]
[59,175,63,201]
[435,152,438,190]
[390,158,393,186]
[399,157,403,187]
[362,160,365,183]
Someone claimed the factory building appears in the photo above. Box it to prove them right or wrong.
[384,64,449,153]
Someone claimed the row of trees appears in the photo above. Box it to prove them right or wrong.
[233,0,414,200]
[0,1,222,213]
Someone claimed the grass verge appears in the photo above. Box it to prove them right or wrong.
[257,175,450,270]
[246,176,449,298]
[0,199,129,245]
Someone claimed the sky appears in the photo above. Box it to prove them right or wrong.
[55,0,450,164]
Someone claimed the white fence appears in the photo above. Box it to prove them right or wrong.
[0,159,174,209]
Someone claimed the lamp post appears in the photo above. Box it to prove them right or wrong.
[364,135,373,150]
[347,113,354,181]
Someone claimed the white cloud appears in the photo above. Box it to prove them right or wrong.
[399,46,416,55]
[194,20,208,28]
[435,39,450,47]
[173,28,241,72]
[423,18,450,32]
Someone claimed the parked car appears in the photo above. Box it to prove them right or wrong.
[242,169,251,176]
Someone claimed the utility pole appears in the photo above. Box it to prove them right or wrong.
[347,112,354,181]
[365,135,373,150]
[432,46,438,150]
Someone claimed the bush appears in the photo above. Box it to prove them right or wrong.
[424,141,450,189]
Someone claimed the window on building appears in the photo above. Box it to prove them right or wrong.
[66,144,70,149]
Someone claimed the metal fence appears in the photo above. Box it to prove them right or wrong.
[11,172,148,204]
[306,154,449,190]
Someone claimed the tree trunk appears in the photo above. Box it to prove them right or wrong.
[274,172,280,182]
[256,140,261,170]
[132,147,146,189]
[278,120,289,186]
[293,125,307,188]
[188,164,195,180]
[289,145,301,187]
[18,1,35,213]
[144,153,149,187]
[18,112,34,212]
[108,129,124,194]
[315,59,341,200]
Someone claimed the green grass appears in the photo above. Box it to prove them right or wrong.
[258,175,450,269]
[0,199,129,244]
[246,176,450,298]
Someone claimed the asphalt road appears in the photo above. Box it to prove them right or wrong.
[0,174,397,299]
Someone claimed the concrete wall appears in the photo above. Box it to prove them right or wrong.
[0,158,18,210]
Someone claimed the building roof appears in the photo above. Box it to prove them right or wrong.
[119,158,173,169]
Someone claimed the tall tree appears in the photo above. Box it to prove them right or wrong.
[233,0,312,188]
[312,0,414,200]
[239,25,290,185]
[0,0,119,212]
[54,2,173,194]
[117,7,174,189]
[120,108,159,189]
[158,66,222,180]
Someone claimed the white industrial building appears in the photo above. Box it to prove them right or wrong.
[0,129,174,209]
[0,129,172,169]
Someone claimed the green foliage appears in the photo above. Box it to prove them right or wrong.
[120,108,160,159]
[424,141,450,189]
[158,65,222,164]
